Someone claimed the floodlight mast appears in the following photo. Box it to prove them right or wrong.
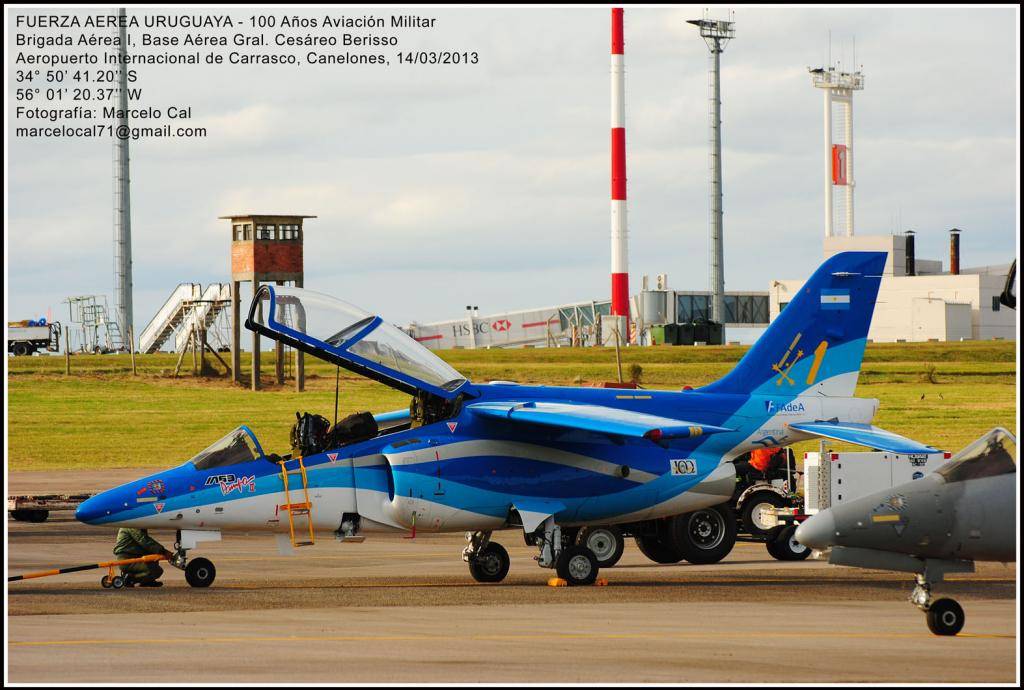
[810,59,864,238]
[687,13,735,327]
[112,7,132,350]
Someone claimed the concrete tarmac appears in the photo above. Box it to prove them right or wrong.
[6,488,1018,682]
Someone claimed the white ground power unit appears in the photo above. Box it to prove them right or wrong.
[802,450,952,515]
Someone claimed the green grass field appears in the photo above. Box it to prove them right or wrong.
[6,341,1017,471]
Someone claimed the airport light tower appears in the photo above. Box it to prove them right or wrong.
[810,62,864,238]
[112,6,133,350]
[687,13,735,327]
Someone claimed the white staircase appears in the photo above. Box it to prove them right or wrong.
[139,283,202,354]
[174,283,231,352]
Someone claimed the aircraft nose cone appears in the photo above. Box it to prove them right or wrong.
[76,489,129,525]
[794,510,837,550]
[75,494,107,525]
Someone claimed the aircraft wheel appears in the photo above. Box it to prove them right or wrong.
[185,557,216,588]
[555,545,599,586]
[468,542,510,583]
[740,491,785,537]
[101,575,113,588]
[670,505,737,565]
[766,525,812,561]
[576,525,624,567]
[633,533,684,564]
[926,598,965,636]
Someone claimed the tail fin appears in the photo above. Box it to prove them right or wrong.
[702,251,886,397]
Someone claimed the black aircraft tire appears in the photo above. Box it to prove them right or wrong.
[468,542,510,583]
[766,525,812,561]
[555,545,599,586]
[633,533,685,564]
[670,505,737,565]
[926,598,965,636]
[576,526,625,568]
[185,557,216,588]
[740,491,785,537]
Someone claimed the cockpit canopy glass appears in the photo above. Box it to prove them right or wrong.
[253,286,467,394]
[936,427,1016,483]
[190,427,261,470]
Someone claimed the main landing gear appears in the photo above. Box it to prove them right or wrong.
[463,532,511,583]
[462,518,604,586]
[911,573,965,636]
[463,531,511,584]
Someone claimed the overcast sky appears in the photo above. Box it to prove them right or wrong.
[6,5,1019,336]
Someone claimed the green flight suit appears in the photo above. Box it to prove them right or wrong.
[113,528,166,583]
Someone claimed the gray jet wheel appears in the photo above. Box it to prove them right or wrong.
[576,525,624,567]
[555,545,599,586]
[468,542,510,583]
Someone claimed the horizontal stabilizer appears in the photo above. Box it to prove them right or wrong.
[467,401,732,441]
[788,421,938,454]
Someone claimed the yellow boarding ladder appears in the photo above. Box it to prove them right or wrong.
[278,457,315,547]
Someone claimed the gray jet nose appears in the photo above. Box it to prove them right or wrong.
[794,510,837,550]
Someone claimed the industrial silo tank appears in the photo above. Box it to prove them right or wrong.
[641,291,668,325]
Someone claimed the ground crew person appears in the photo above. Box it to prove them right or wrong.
[735,446,787,484]
[113,528,174,587]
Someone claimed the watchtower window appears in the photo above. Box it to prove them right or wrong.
[233,224,244,241]
[279,224,300,241]
[243,224,253,240]
[256,224,276,240]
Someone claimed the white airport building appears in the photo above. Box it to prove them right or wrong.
[769,233,1015,342]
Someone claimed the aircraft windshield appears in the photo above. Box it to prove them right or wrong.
[190,427,261,470]
[936,428,1016,483]
[254,286,467,394]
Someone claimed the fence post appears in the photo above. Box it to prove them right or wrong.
[64,327,71,375]
[129,326,137,376]
[614,326,623,383]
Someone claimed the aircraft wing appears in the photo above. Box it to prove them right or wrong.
[788,421,939,454]
[466,401,732,440]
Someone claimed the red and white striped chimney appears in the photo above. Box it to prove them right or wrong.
[610,7,629,321]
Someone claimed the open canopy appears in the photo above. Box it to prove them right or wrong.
[246,285,468,399]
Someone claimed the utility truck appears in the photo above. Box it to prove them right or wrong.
[8,320,61,356]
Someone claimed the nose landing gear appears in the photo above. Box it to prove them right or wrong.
[911,572,965,636]
[172,536,217,589]
[184,557,217,588]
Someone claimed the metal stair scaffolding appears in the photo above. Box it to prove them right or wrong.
[173,283,231,353]
[138,283,201,354]
[278,457,315,547]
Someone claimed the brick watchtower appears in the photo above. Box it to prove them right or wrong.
[223,214,315,391]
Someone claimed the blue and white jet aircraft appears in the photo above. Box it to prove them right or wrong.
[77,251,938,587]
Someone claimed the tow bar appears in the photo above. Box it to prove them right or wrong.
[8,553,177,589]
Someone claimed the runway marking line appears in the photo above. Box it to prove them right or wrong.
[210,576,1015,590]
[10,630,1015,648]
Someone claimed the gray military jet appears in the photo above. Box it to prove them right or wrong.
[795,428,1016,635]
